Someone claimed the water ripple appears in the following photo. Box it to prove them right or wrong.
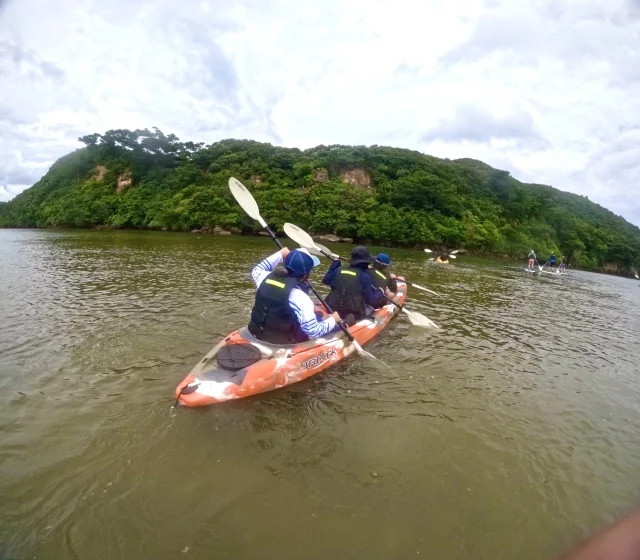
[2,230,640,560]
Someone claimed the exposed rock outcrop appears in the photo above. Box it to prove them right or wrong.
[93,165,107,181]
[314,169,329,183]
[317,234,353,243]
[340,168,371,188]
[317,234,341,243]
[116,171,132,193]
[191,226,231,235]
[601,262,625,274]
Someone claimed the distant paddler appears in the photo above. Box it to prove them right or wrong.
[527,249,537,272]
[425,248,458,264]
[559,255,568,273]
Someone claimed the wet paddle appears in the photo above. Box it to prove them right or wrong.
[228,178,375,359]
[283,223,439,329]
[380,293,439,329]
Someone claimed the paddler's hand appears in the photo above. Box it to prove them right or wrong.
[280,247,291,259]
[330,311,341,323]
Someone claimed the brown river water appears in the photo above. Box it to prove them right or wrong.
[1,229,639,559]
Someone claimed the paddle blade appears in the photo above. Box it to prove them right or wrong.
[352,339,377,360]
[407,282,440,297]
[402,308,439,328]
[449,254,457,259]
[423,248,433,253]
[283,223,340,260]
[228,177,267,227]
[306,245,326,258]
[450,250,459,255]
[283,222,317,249]
[314,242,341,261]
[428,257,435,261]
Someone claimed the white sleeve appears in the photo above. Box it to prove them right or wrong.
[289,288,336,338]
[251,251,284,288]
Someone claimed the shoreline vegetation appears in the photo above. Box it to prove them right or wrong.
[1,128,638,277]
[3,225,636,278]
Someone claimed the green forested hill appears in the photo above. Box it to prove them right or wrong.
[1,128,638,273]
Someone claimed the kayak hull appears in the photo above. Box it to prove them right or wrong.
[175,283,407,407]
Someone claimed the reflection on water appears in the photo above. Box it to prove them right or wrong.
[1,229,640,559]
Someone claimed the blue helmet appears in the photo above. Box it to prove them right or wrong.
[376,253,391,266]
[284,248,320,277]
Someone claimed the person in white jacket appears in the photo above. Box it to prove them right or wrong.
[248,247,340,344]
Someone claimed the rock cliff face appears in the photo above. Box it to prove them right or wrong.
[93,165,107,180]
[340,168,370,187]
[116,171,132,193]
[314,169,329,183]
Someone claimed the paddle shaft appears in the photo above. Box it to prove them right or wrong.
[381,292,404,310]
[262,229,355,342]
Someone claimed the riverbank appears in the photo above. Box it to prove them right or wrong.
[2,225,637,278]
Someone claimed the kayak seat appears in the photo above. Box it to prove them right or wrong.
[216,343,262,372]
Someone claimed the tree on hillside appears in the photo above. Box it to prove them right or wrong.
[2,130,638,275]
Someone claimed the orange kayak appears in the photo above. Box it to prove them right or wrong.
[175,282,407,407]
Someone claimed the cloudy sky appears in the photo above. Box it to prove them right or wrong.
[1,0,639,224]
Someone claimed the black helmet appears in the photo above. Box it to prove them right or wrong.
[349,246,375,266]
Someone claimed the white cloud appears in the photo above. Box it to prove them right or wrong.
[0,0,639,226]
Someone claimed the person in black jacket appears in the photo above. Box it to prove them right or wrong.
[322,246,385,320]
[366,253,404,308]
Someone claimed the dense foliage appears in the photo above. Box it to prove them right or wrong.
[1,128,639,273]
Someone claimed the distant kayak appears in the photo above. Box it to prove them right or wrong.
[175,283,407,407]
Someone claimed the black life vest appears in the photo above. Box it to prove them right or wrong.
[367,268,389,290]
[325,266,367,319]
[366,267,398,299]
[367,267,389,290]
[248,272,308,344]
